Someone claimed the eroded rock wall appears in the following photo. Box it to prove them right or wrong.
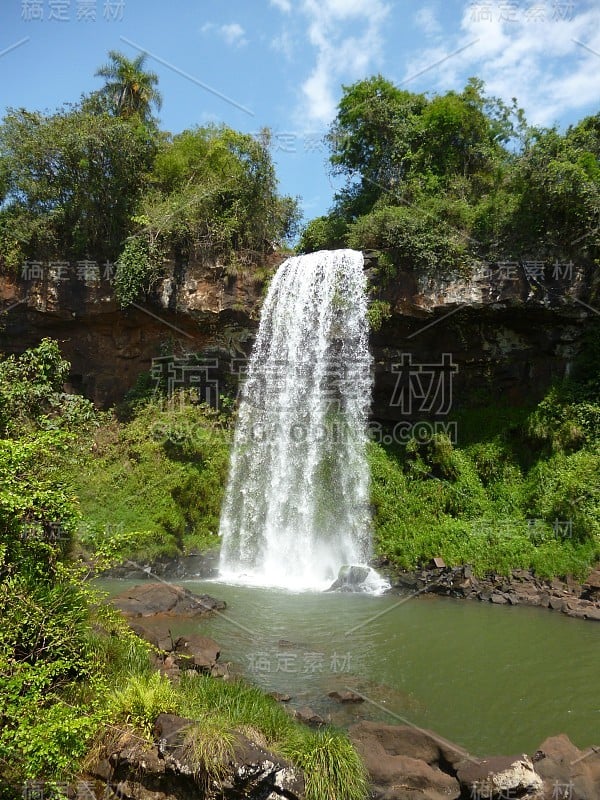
[0,253,596,416]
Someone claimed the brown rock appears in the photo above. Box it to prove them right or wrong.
[210,663,230,679]
[269,691,292,702]
[111,582,226,618]
[172,634,220,671]
[534,734,600,800]
[328,690,364,704]
[561,599,600,621]
[457,754,543,798]
[583,568,600,590]
[349,721,463,800]
[128,623,160,649]
[295,707,325,726]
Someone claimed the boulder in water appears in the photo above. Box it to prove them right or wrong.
[326,564,390,593]
[328,690,364,704]
[110,582,226,617]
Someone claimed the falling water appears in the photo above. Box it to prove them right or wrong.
[218,249,379,591]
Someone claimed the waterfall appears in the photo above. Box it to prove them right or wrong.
[218,249,378,591]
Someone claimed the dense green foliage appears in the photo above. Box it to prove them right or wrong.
[68,392,232,563]
[369,367,600,577]
[122,124,300,304]
[0,341,142,788]
[106,670,368,800]
[299,76,600,278]
[0,106,156,265]
[0,51,299,307]
[0,342,367,799]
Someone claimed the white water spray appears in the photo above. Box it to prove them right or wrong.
[218,249,382,591]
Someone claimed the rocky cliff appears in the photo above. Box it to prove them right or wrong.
[0,253,596,421]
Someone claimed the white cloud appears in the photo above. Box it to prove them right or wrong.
[220,23,247,47]
[270,0,292,11]
[414,6,442,37]
[271,28,294,60]
[201,21,248,48]
[298,0,390,126]
[402,2,600,126]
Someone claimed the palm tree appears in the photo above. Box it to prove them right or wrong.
[95,50,162,122]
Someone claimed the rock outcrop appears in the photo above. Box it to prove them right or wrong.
[85,712,305,800]
[386,564,600,621]
[1,253,596,418]
[349,721,600,800]
[110,582,226,618]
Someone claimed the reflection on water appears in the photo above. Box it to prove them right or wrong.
[98,578,599,756]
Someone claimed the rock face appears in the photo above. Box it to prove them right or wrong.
[110,582,226,618]
[103,551,221,581]
[86,712,305,800]
[349,721,465,799]
[534,735,600,800]
[1,253,595,417]
[349,721,599,800]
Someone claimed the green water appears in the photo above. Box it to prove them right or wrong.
[99,579,599,758]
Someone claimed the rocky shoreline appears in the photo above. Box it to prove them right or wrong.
[86,581,600,800]
[103,552,600,621]
[383,561,600,621]
[84,715,600,800]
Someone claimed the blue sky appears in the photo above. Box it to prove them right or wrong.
[1,0,599,224]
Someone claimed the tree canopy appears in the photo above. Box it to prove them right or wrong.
[301,75,600,277]
[94,49,162,123]
[0,51,299,306]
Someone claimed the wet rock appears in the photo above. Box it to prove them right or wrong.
[278,639,296,648]
[153,711,193,745]
[103,551,221,581]
[394,572,419,590]
[172,634,220,672]
[269,691,292,702]
[385,564,600,621]
[128,623,161,649]
[294,707,325,726]
[210,662,230,679]
[562,600,600,621]
[328,690,364,704]
[129,622,174,652]
[110,582,226,618]
[326,565,371,592]
[457,754,543,798]
[538,592,551,608]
